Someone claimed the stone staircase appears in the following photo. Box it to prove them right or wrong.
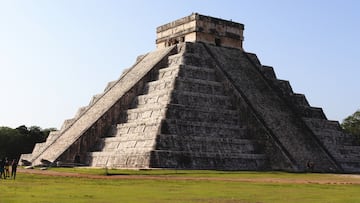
[88,43,269,170]
[20,45,177,166]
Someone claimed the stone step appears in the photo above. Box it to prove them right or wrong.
[102,131,158,142]
[297,106,326,119]
[89,149,267,170]
[60,118,76,132]
[126,101,239,124]
[88,151,152,168]
[340,156,360,162]
[124,104,167,122]
[341,145,360,154]
[177,65,217,81]
[181,53,209,67]
[89,149,153,156]
[333,146,360,162]
[117,118,162,128]
[144,74,225,96]
[46,131,61,143]
[302,120,351,146]
[261,66,277,80]
[156,134,261,154]
[132,89,172,107]
[273,79,293,96]
[153,149,266,159]
[116,119,162,135]
[245,52,262,67]
[308,129,345,145]
[291,94,310,106]
[170,90,234,109]
[174,77,224,95]
[93,134,158,151]
[159,64,217,81]
[165,104,240,124]
[89,93,103,106]
[74,106,88,118]
[338,155,360,162]
[144,78,175,93]
[161,119,247,138]
[103,80,117,92]
[32,142,47,155]
[168,52,183,66]
[158,65,180,80]
[303,118,342,131]
[97,139,157,152]
[151,150,268,170]
[168,51,212,67]
[132,90,234,109]
[340,163,360,173]
[134,88,233,110]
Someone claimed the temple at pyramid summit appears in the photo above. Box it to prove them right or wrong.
[20,13,360,173]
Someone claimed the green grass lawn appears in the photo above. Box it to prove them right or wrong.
[0,169,359,203]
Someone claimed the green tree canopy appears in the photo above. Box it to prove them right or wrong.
[341,110,360,138]
[0,125,55,159]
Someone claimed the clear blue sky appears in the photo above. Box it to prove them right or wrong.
[0,0,359,129]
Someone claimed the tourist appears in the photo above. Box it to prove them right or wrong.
[11,159,18,180]
[4,158,10,178]
[0,159,4,179]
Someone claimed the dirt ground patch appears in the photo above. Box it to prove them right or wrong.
[18,168,360,185]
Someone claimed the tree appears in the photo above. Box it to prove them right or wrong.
[341,110,360,139]
[0,125,55,159]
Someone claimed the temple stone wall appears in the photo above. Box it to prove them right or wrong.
[156,13,244,49]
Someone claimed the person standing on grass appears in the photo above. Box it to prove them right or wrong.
[0,159,4,179]
[11,159,18,180]
[4,158,10,178]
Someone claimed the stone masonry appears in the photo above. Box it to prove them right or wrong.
[20,13,360,173]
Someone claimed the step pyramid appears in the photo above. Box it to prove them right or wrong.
[20,13,360,173]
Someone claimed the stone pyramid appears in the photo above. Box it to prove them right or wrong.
[20,13,360,173]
